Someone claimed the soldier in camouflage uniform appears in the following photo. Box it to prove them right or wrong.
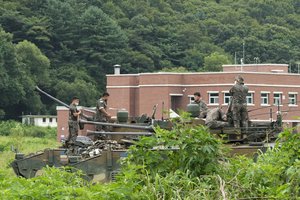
[194,92,208,118]
[95,92,111,132]
[229,75,249,128]
[66,96,81,146]
[205,107,229,129]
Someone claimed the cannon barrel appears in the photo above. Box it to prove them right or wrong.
[87,130,154,136]
[35,86,96,114]
[80,119,154,131]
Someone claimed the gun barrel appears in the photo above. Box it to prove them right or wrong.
[36,86,95,113]
[87,130,153,136]
[36,86,70,108]
[80,120,154,131]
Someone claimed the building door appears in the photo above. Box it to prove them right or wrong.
[171,96,182,113]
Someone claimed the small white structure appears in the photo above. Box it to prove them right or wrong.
[22,115,57,127]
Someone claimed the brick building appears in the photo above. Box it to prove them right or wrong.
[106,64,300,124]
[56,63,300,141]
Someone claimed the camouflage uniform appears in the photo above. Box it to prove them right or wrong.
[229,80,249,128]
[205,108,229,129]
[95,98,109,131]
[194,99,208,118]
[66,104,79,145]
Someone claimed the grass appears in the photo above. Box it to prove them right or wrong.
[0,135,59,175]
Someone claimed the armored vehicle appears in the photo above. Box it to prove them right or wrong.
[10,87,283,182]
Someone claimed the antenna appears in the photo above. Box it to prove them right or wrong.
[161,101,164,120]
[297,62,300,74]
[234,52,237,65]
[242,41,245,64]
[241,41,245,71]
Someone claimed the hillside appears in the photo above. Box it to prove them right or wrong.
[0,0,299,118]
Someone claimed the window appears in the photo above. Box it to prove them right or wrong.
[247,93,254,105]
[42,118,46,123]
[223,92,231,105]
[188,96,195,104]
[261,93,269,105]
[289,93,297,105]
[273,93,282,105]
[209,92,219,104]
[49,118,53,123]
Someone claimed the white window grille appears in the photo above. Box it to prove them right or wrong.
[261,93,269,105]
[209,92,219,105]
[288,93,297,105]
[223,93,230,105]
[188,95,195,104]
[247,93,254,105]
[273,93,282,105]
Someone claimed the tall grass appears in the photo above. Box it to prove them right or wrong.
[0,120,56,138]
[0,121,59,175]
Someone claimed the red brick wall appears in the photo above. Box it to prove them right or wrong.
[106,71,300,121]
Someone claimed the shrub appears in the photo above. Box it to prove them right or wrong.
[0,121,56,138]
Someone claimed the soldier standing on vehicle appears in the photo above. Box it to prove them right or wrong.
[66,96,81,146]
[95,92,111,132]
[194,92,208,118]
[229,75,249,129]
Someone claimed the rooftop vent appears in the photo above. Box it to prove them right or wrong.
[113,64,121,75]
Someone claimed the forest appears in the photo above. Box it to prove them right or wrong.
[0,0,300,118]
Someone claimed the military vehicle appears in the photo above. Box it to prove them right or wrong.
[10,87,283,182]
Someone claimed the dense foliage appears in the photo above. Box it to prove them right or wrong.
[0,120,299,199]
[1,0,300,118]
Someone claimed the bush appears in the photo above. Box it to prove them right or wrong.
[220,129,300,199]
[123,124,225,178]
[0,121,56,138]
[1,118,299,199]
[0,121,19,136]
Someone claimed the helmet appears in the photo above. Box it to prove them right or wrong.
[235,75,244,83]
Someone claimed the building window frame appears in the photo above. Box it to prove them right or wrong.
[288,92,298,106]
[273,92,283,106]
[42,118,46,123]
[208,91,219,105]
[222,91,230,105]
[247,91,255,106]
[260,91,270,106]
[188,95,195,104]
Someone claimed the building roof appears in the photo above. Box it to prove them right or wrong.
[22,115,57,118]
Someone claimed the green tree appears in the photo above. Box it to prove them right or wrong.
[0,28,24,118]
[77,6,128,89]
[203,52,231,72]
[160,66,189,73]
[54,79,98,107]
[16,40,50,86]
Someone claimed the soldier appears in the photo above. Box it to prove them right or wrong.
[66,96,81,146]
[95,92,111,132]
[229,75,249,128]
[194,92,208,118]
[205,107,229,129]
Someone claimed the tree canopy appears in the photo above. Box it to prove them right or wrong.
[0,0,299,118]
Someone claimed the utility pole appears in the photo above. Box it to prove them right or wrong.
[242,41,245,64]
[241,41,245,71]
[234,52,237,65]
